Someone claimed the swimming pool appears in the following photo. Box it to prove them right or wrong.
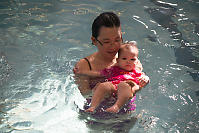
[0,0,198,132]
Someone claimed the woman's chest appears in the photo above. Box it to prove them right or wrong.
[91,61,116,71]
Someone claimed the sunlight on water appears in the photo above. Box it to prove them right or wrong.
[5,74,87,133]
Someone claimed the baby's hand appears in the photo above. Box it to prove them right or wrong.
[137,75,149,88]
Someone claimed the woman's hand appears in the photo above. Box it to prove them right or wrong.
[73,67,87,76]
[137,74,149,88]
[73,66,80,74]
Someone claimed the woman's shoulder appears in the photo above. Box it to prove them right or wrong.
[75,53,97,71]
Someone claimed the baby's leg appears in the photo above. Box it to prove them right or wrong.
[85,82,115,112]
[106,81,138,113]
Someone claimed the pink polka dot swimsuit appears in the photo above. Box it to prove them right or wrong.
[101,66,142,87]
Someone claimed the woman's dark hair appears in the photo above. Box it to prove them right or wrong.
[92,12,120,38]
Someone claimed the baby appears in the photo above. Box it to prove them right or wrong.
[77,42,149,113]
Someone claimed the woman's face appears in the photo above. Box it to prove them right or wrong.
[94,26,122,59]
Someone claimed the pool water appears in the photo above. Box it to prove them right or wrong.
[0,0,198,132]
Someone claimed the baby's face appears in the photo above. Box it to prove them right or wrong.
[117,50,138,71]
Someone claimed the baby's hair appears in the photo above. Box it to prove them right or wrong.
[118,41,138,57]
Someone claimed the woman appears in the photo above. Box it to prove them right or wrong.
[74,12,149,112]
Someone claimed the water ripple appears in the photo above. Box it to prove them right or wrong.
[0,55,12,86]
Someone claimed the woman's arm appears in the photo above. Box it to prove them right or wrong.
[73,59,92,95]
[74,69,102,77]
[135,60,149,88]
[135,59,143,72]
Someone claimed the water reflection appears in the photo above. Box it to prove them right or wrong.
[145,0,199,73]
[78,108,138,133]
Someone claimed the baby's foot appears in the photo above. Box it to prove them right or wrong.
[105,105,120,113]
[85,107,95,112]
